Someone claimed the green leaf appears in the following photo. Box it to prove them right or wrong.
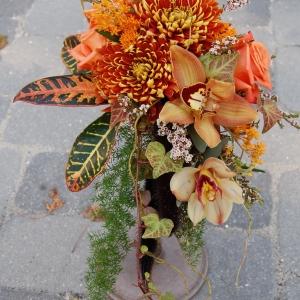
[145,142,184,179]
[141,246,149,254]
[201,137,229,163]
[187,124,206,152]
[13,75,104,106]
[200,52,239,83]
[66,113,118,192]
[96,30,120,43]
[60,34,91,74]
[141,214,174,239]
[161,292,176,300]
[257,97,283,134]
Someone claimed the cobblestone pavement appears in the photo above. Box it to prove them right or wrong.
[1,0,300,299]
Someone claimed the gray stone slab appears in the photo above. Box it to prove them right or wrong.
[0,0,34,17]
[274,47,300,112]
[280,276,300,300]
[0,17,18,44]
[15,152,96,213]
[259,124,300,165]
[0,36,67,96]
[221,0,270,27]
[0,148,22,218]
[278,170,300,273]
[211,172,272,229]
[0,288,62,300]
[4,103,101,150]
[194,228,276,300]
[23,0,88,37]
[0,95,11,124]
[0,215,101,294]
[274,0,300,46]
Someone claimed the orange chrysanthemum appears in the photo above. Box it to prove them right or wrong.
[91,35,178,104]
[134,0,225,55]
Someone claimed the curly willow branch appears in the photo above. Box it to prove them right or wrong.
[235,204,252,290]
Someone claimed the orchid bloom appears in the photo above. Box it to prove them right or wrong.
[170,157,244,226]
[159,45,258,148]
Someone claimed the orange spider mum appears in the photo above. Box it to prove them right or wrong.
[134,0,226,55]
[91,35,178,104]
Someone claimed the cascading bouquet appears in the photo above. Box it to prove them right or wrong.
[13,0,300,299]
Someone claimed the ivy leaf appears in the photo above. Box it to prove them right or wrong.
[257,97,282,133]
[145,141,183,179]
[201,137,229,163]
[110,102,127,128]
[60,34,91,74]
[13,75,105,106]
[161,292,176,300]
[200,52,239,83]
[141,213,174,238]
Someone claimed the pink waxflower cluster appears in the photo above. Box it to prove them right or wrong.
[224,0,250,11]
[157,119,193,163]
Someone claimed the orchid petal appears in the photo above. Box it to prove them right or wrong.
[159,98,194,124]
[170,167,199,201]
[188,192,205,226]
[194,113,220,148]
[202,157,237,178]
[170,45,206,90]
[213,94,258,127]
[205,194,233,225]
[207,79,235,102]
[217,179,244,204]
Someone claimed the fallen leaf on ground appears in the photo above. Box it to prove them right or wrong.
[82,205,104,222]
[43,187,64,212]
[0,35,7,50]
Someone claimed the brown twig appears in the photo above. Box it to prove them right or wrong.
[71,219,92,253]
[16,211,51,220]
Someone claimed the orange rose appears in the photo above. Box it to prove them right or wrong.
[234,32,272,103]
[69,25,108,70]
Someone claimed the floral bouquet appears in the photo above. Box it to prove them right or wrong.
[13,0,300,299]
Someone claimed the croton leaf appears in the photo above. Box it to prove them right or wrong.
[110,102,127,128]
[13,75,105,106]
[141,213,174,239]
[96,29,120,43]
[200,52,239,83]
[145,141,183,179]
[66,113,118,192]
[61,34,91,74]
[257,97,282,133]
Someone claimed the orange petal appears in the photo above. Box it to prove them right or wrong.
[194,114,220,148]
[188,192,205,226]
[205,195,233,225]
[170,167,199,201]
[217,179,244,205]
[170,45,206,90]
[159,98,194,124]
[207,79,235,102]
[202,157,237,178]
[213,94,258,127]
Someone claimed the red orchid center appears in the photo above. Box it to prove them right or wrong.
[181,83,210,113]
[197,171,222,205]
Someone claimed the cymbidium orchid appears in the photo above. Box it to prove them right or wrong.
[170,157,244,226]
[159,45,258,148]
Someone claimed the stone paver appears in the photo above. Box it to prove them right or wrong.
[0,215,101,294]
[1,0,300,299]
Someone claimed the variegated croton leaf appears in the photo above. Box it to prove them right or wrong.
[61,34,91,74]
[66,113,118,192]
[13,75,105,106]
